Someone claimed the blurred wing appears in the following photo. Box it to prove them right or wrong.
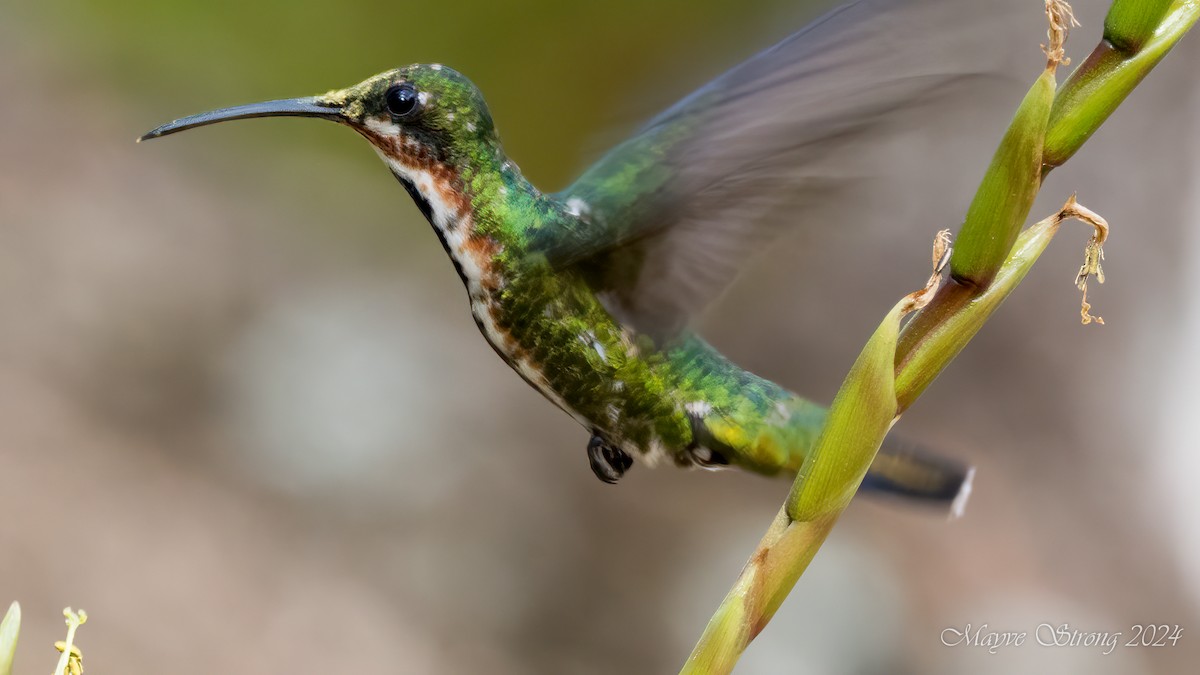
[551,0,1012,340]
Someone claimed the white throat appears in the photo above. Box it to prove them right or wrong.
[374,150,466,233]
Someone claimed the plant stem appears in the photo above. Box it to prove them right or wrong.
[1044,0,1199,167]
[679,2,1193,671]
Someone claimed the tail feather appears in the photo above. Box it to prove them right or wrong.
[672,340,974,515]
[860,436,974,517]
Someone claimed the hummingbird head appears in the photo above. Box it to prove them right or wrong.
[323,64,501,173]
[141,65,505,229]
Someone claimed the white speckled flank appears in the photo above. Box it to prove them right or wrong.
[578,330,608,363]
[564,196,590,217]
[365,119,677,467]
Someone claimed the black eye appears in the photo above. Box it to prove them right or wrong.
[385,83,419,117]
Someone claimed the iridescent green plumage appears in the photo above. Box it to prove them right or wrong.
[140,0,997,505]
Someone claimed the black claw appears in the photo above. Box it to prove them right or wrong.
[587,432,633,484]
[685,444,730,470]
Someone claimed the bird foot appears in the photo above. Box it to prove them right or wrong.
[587,432,633,484]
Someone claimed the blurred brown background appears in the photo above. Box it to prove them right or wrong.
[1,0,1198,673]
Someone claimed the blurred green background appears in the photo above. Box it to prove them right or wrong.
[2,0,1199,673]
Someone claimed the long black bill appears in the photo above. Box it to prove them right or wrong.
[138,96,343,142]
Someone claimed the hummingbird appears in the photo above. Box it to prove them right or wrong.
[141,0,991,507]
